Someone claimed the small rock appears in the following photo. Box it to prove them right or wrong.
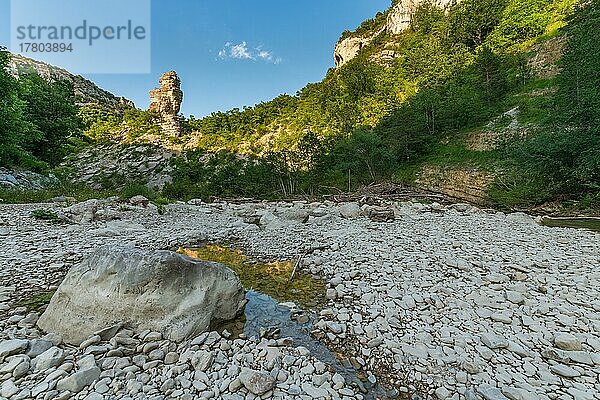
[26,339,52,358]
[56,367,101,393]
[1,380,19,398]
[239,367,275,395]
[0,340,29,362]
[477,384,508,400]
[435,387,451,399]
[481,333,509,349]
[554,333,582,351]
[550,364,581,378]
[129,195,149,207]
[34,346,65,371]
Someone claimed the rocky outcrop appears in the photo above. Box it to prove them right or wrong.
[334,36,376,68]
[386,0,456,35]
[149,71,184,137]
[467,107,525,151]
[528,35,566,79]
[37,245,247,345]
[0,169,59,191]
[62,144,176,190]
[416,165,494,204]
[6,53,134,110]
[335,0,458,67]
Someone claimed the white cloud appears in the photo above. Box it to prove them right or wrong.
[218,42,282,64]
[230,42,253,60]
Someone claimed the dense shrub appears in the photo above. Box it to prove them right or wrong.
[18,73,82,165]
[0,51,82,169]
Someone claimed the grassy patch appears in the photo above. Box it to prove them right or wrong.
[512,79,558,125]
[31,209,62,223]
[181,245,327,309]
[422,143,500,170]
[392,162,421,185]
[15,290,56,313]
[0,183,116,204]
[541,217,600,232]
[122,181,158,200]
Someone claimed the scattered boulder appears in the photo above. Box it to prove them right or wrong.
[129,195,150,207]
[61,199,99,223]
[37,245,246,345]
[338,202,361,219]
[89,221,146,237]
[239,367,276,395]
[477,384,508,400]
[56,366,101,393]
[33,346,65,371]
[275,206,309,224]
[366,207,395,223]
[481,333,509,350]
[46,196,76,204]
[0,380,18,398]
[26,339,53,358]
[554,333,582,351]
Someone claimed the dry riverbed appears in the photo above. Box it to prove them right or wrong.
[0,199,599,400]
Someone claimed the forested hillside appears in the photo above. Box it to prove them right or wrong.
[2,0,598,211]
[163,0,598,211]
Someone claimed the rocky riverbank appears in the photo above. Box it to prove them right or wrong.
[0,199,598,399]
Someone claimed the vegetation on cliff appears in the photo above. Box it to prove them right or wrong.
[496,0,600,208]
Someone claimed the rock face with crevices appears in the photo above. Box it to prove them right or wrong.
[0,169,59,190]
[6,53,134,110]
[61,143,176,190]
[37,245,246,345]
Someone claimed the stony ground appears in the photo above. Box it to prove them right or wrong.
[0,199,598,400]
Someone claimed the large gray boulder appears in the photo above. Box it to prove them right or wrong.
[37,246,246,345]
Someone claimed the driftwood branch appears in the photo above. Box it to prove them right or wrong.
[289,256,303,282]
[289,245,331,282]
[322,182,446,204]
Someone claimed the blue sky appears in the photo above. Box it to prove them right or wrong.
[0,0,390,117]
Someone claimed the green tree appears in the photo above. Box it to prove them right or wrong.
[411,2,447,35]
[449,0,509,48]
[18,73,83,165]
[502,1,600,203]
[0,51,33,167]
[472,46,509,105]
[328,129,395,183]
[488,0,553,49]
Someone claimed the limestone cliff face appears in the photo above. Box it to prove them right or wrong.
[334,36,376,68]
[149,71,184,137]
[386,0,456,35]
[334,0,458,68]
[6,53,134,110]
